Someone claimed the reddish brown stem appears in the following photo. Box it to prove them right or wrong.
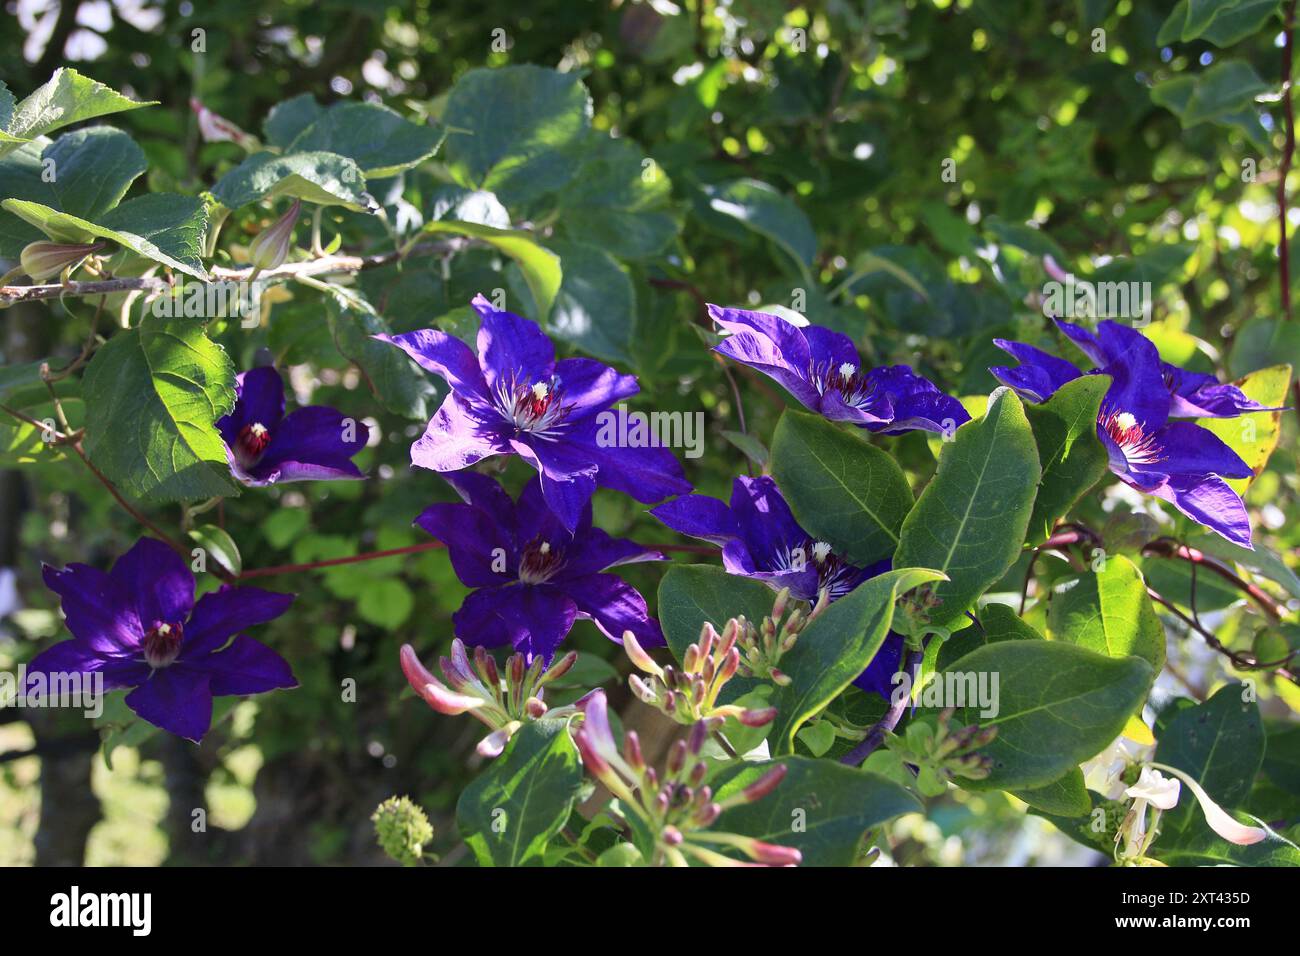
[1141,538,1283,622]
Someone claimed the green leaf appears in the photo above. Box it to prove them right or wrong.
[538,239,636,363]
[1047,554,1165,674]
[418,220,562,319]
[768,567,947,755]
[356,579,415,629]
[442,65,593,206]
[1152,60,1269,127]
[288,101,442,178]
[713,757,921,866]
[0,127,147,255]
[1198,362,1291,494]
[657,564,777,666]
[211,150,373,210]
[263,94,324,149]
[325,300,440,420]
[557,135,678,258]
[720,429,768,467]
[700,178,817,278]
[1023,374,1110,545]
[0,68,155,159]
[1229,318,1300,377]
[935,640,1152,790]
[2,193,210,280]
[1012,767,1092,816]
[82,316,239,502]
[1154,685,1264,841]
[894,388,1042,629]
[769,409,914,567]
[936,602,1042,670]
[187,524,242,577]
[1159,0,1281,48]
[456,719,584,867]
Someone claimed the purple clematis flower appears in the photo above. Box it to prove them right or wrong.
[376,295,691,532]
[991,319,1257,547]
[27,538,296,742]
[708,305,971,435]
[217,366,369,486]
[651,475,901,696]
[415,471,666,665]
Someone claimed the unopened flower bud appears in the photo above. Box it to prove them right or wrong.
[248,199,301,271]
[20,240,104,282]
[622,630,663,677]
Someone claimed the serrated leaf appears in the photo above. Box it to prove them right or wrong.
[2,193,210,280]
[288,101,442,178]
[0,68,155,159]
[769,409,914,567]
[82,316,239,502]
[211,150,373,210]
[1023,374,1110,545]
[456,719,584,867]
[1047,554,1165,674]
[935,640,1152,790]
[768,567,947,755]
[713,757,921,866]
[442,65,593,206]
[894,388,1042,629]
[0,127,147,255]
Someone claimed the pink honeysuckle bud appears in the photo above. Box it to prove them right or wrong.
[399,644,483,715]
[1150,762,1268,846]
[20,240,104,282]
[477,727,513,758]
[248,199,301,271]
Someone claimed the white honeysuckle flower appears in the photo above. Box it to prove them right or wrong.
[1149,762,1268,846]
[1124,766,1180,810]
[1081,734,1153,800]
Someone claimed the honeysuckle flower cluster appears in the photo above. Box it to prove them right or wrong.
[708,305,971,435]
[1081,734,1270,864]
[622,619,777,728]
[378,294,691,531]
[28,537,296,742]
[884,707,998,797]
[399,638,583,757]
[991,319,1272,547]
[414,472,665,665]
[574,690,800,866]
[217,366,370,486]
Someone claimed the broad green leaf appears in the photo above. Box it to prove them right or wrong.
[2,193,210,280]
[263,93,324,149]
[456,719,584,867]
[325,300,439,420]
[1023,374,1110,545]
[1153,827,1300,866]
[211,150,373,210]
[82,316,239,501]
[557,135,678,258]
[1012,767,1091,816]
[0,127,147,255]
[1198,363,1290,494]
[713,757,921,866]
[1047,554,1165,674]
[538,239,635,363]
[1229,317,1300,377]
[442,65,593,206]
[1152,60,1269,127]
[657,564,777,666]
[769,409,915,567]
[894,388,1042,629]
[768,567,946,755]
[419,220,562,319]
[700,178,817,279]
[187,524,242,577]
[1154,685,1264,840]
[288,101,442,178]
[1159,0,1281,48]
[934,640,1152,790]
[0,68,155,158]
[936,602,1042,670]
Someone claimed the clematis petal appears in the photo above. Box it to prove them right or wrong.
[1163,364,1280,418]
[414,500,516,588]
[1148,422,1254,480]
[708,304,822,409]
[729,476,812,572]
[108,538,195,632]
[125,667,215,742]
[1055,319,1107,366]
[472,293,556,392]
[852,631,905,698]
[252,405,369,483]
[375,328,492,405]
[41,561,142,655]
[864,365,972,434]
[550,357,640,418]
[990,339,1084,402]
[802,325,861,373]
[559,527,663,577]
[410,393,512,473]
[217,367,286,448]
[452,584,579,665]
[1146,474,1253,548]
[568,418,693,504]
[181,585,295,659]
[24,639,151,692]
[650,493,741,546]
[197,634,297,696]
[562,572,666,649]
[510,438,599,533]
